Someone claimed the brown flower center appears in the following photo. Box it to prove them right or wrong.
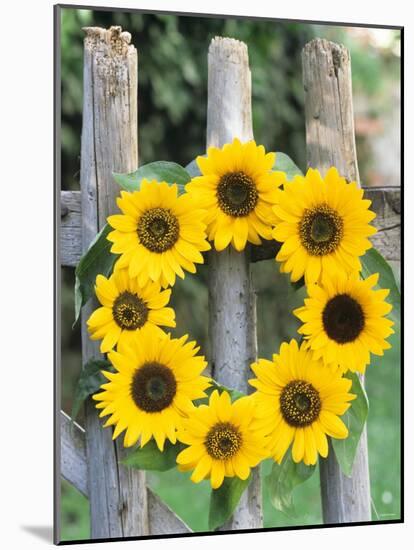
[205,421,243,460]
[131,362,177,412]
[112,291,148,330]
[280,380,321,427]
[217,171,258,217]
[322,293,365,344]
[137,207,179,252]
[299,203,344,256]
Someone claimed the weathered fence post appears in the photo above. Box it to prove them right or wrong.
[207,37,262,530]
[302,38,372,523]
[80,26,149,538]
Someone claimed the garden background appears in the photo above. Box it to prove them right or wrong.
[59,7,401,540]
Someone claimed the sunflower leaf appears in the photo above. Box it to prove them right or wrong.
[113,161,191,193]
[361,247,400,326]
[331,372,369,477]
[73,223,118,326]
[289,276,305,291]
[266,454,316,516]
[121,440,185,471]
[71,359,114,423]
[185,155,206,178]
[208,475,252,530]
[273,152,303,181]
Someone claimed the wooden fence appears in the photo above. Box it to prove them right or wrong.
[58,26,401,539]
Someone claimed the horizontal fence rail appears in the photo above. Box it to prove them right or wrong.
[60,187,401,267]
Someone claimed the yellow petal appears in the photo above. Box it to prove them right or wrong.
[210,461,225,489]
[100,325,122,353]
[292,428,304,463]
[319,411,348,439]
[190,455,212,483]
[303,426,317,465]
[87,307,113,328]
[232,454,250,480]
[232,218,249,251]
[107,214,137,232]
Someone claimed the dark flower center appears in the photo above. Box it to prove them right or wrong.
[322,293,365,344]
[205,421,243,460]
[131,362,177,413]
[112,291,148,330]
[137,207,179,252]
[299,204,344,256]
[280,380,321,427]
[217,171,258,217]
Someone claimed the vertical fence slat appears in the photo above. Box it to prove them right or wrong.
[302,38,360,185]
[207,36,262,530]
[302,37,371,523]
[80,26,149,538]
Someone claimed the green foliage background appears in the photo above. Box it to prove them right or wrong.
[59,7,401,540]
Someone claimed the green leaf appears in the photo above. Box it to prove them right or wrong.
[332,372,369,477]
[208,476,251,530]
[361,248,400,326]
[185,154,208,178]
[266,454,316,516]
[185,158,202,178]
[71,359,114,422]
[273,152,304,181]
[289,276,305,292]
[73,223,117,325]
[121,440,185,472]
[113,161,191,193]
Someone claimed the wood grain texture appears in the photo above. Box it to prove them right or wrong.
[320,436,371,524]
[206,37,262,531]
[59,411,191,534]
[302,38,359,183]
[302,37,372,524]
[60,187,401,267]
[61,190,82,267]
[60,410,88,498]
[79,26,149,539]
[147,491,191,535]
[81,26,138,228]
[368,187,401,261]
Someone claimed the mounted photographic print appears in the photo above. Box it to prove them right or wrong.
[55,3,403,544]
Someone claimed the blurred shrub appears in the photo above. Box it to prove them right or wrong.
[60,9,314,191]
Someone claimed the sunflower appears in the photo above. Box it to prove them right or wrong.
[92,331,211,450]
[87,268,176,353]
[107,180,211,288]
[176,390,268,489]
[294,272,394,374]
[272,167,377,284]
[186,138,286,251]
[249,339,355,465]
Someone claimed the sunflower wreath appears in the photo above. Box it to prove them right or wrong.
[72,138,399,529]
